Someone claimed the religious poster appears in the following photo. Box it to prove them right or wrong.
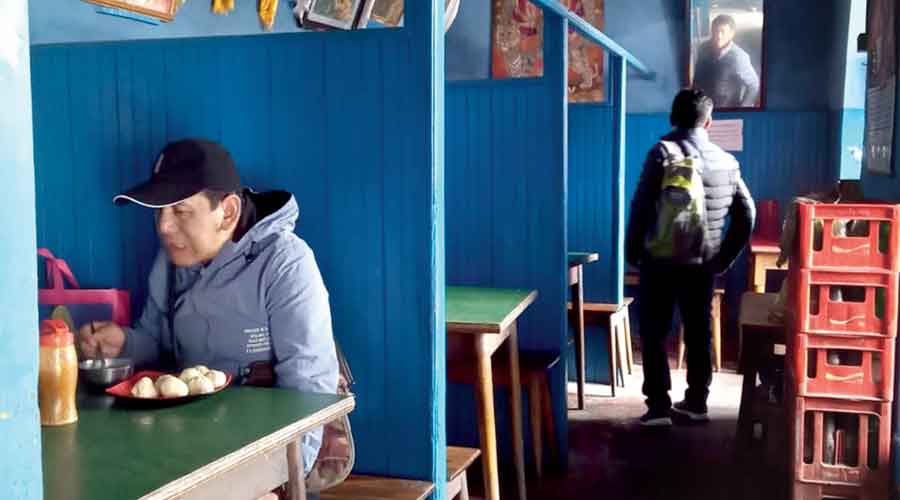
[865,0,896,175]
[491,0,605,103]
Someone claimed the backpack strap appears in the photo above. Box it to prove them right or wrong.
[659,140,684,161]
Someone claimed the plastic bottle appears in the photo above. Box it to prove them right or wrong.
[39,319,78,426]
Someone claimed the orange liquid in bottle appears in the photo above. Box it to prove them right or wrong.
[39,320,78,426]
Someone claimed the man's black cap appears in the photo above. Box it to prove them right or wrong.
[114,139,241,208]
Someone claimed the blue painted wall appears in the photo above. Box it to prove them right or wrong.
[0,0,42,498]
[29,18,446,494]
[838,0,867,180]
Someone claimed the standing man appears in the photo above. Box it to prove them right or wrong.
[692,14,760,108]
[626,89,755,426]
[78,139,339,491]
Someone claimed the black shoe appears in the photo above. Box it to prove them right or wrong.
[671,400,709,422]
[638,408,673,427]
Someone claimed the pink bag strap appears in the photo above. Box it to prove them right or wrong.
[37,248,80,290]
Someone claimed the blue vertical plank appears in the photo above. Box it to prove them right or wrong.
[542,10,569,468]
[267,37,329,257]
[164,42,220,142]
[218,40,272,187]
[30,47,72,280]
[322,35,387,474]
[610,55,627,305]
[0,0,42,496]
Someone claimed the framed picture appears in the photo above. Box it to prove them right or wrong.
[304,0,374,30]
[491,0,605,103]
[686,0,765,110]
[83,0,178,22]
[864,0,896,175]
[371,0,403,26]
[369,0,461,32]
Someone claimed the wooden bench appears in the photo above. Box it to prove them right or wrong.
[447,350,560,478]
[320,447,479,500]
[320,475,434,500]
[447,446,480,500]
[566,298,634,397]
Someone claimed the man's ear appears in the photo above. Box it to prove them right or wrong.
[704,117,713,130]
[220,193,242,231]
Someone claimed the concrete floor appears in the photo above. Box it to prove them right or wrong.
[465,364,789,500]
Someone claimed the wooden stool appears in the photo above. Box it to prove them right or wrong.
[447,446,480,500]
[748,238,782,293]
[676,288,725,371]
[448,350,560,478]
[567,300,633,397]
[320,475,434,500]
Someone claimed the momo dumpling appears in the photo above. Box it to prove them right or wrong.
[193,365,210,375]
[179,367,203,383]
[188,375,215,395]
[205,370,227,389]
[154,374,178,393]
[131,377,158,398]
[158,376,189,398]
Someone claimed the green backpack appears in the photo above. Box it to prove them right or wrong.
[644,140,708,262]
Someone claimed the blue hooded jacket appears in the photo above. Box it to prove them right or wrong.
[122,190,339,471]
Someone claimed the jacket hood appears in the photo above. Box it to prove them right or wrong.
[209,190,298,269]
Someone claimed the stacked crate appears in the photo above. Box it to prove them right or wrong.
[786,202,900,500]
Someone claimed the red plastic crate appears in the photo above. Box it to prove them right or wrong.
[790,478,886,500]
[788,334,895,402]
[791,269,898,339]
[796,202,900,271]
[788,396,891,488]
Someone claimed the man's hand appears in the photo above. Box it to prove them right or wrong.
[78,321,126,359]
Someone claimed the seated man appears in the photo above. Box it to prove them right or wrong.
[79,139,339,494]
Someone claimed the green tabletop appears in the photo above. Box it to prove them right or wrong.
[567,251,599,267]
[446,286,538,334]
[42,386,353,500]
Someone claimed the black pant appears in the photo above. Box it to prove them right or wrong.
[638,261,714,412]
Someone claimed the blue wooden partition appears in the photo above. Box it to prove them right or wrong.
[1,1,43,497]
[29,2,447,495]
[445,16,568,468]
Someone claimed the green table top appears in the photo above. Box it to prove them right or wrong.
[567,251,599,266]
[446,286,538,334]
[42,386,353,500]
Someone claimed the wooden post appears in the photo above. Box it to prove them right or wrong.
[610,54,627,306]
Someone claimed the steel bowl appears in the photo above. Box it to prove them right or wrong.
[78,358,133,388]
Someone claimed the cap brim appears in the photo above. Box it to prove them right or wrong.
[113,178,199,208]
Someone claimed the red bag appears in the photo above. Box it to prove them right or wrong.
[37,249,131,331]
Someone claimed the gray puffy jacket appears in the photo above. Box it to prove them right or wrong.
[626,127,756,272]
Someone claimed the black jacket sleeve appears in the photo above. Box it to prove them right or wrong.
[626,146,663,268]
[711,173,756,273]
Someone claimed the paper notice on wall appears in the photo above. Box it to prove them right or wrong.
[708,119,744,152]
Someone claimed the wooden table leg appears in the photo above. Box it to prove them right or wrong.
[527,378,543,478]
[286,440,306,500]
[571,266,586,410]
[507,323,527,500]
[736,330,758,450]
[474,336,500,500]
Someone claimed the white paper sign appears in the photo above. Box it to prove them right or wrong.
[709,119,744,152]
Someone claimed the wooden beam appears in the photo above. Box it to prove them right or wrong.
[529,0,654,78]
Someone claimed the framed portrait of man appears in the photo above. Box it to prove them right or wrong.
[687,0,765,110]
